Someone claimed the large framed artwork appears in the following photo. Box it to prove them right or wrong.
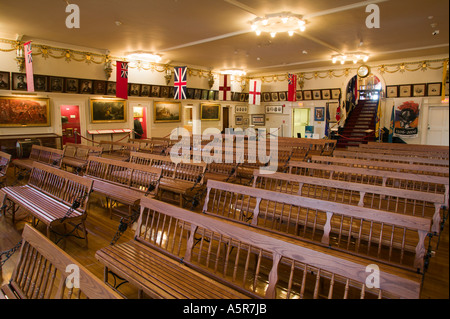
[314,107,325,121]
[154,101,181,123]
[0,96,50,127]
[90,98,127,123]
[201,103,220,120]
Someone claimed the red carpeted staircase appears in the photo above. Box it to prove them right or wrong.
[337,99,379,148]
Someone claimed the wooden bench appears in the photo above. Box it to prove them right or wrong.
[62,143,103,174]
[129,152,207,207]
[0,162,93,247]
[129,138,169,155]
[357,143,449,160]
[96,196,422,299]
[0,151,12,187]
[334,149,449,167]
[203,180,432,273]
[85,156,162,218]
[252,170,446,234]
[311,155,449,177]
[98,140,139,161]
[0,224,121,299]
[12,145,64,176]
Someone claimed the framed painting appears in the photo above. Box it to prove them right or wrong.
[194,89,202,100]
[201,103,220,121]
[160,86,170,98]
[251,114,265,126]
[65,78,80,93]
[312,90,322,100]
[140,85,151,97]
[265,105,283,114]
[314,107,325,121]
[427,82,441,96]
[33,74,48,92]
[235,115,243,125]
[80,79,93,94]
[321,89,331,100]
[263,92,271,102]
[154,101,181,123]
[296,91,303,101]
[0,96,50,127]
[93,80,106,95]
[303,90,312,100]
[278,91,287,101]
[129,83,141,96]
[386,85,398,98]
[49,77,64,93]
[271,92,279,102]
[151,85,161,97]
[412,83,426,97]
[12,73,28,91]
[0,71,10,90]
[186,88,194,99]
[105,82,116,95]
[399,85,411,97]
[90,98,127,123]
[331,88,341,100]
[208,90,215,100]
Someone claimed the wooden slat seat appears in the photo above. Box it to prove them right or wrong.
[0,224,122,299]
[96,197,423,299]
[0,162,93,246]
[99,140,139,161]
[12,145,64,175]
[0,150,12,187]
[62,143,103,174]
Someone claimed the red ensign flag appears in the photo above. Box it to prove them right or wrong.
[116,61,129,100]
[287,73,297,102]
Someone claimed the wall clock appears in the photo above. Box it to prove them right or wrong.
[357,65,371,78]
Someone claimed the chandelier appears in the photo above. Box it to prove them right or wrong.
[331,52,370,65]
[250,12,306,38]
[125,51,162,63]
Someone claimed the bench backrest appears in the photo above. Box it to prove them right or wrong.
[6,224,121,299]
[0,150,12,177]
[29,145,64,168]
[63,143,103,160]
[354,145,449,159]
[253,170,445,233]
[98,140,139,154]
[85,156,162,195]
[137,197,422,299]
[29,162,93,212]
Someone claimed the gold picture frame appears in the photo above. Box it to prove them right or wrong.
[154,101,181,123]
[0,96,51,127]
[90,98,127,123]
[200,103,220,121]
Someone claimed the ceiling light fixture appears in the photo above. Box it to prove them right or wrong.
[331,52,369,65]
[221,69,247,76]
[250,11,307,38]
[125,51,162,63]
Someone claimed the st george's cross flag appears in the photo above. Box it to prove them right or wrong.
[248,79,261,105]
[174,66,187,99]
[287,73,297,102]
[219,74,232,101]
[24,41,34,92]
[116,61,129,99]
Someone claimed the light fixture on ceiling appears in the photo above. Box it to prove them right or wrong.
[331,52,369,65]
[250,12,306,38]
[125,51,162,63]
[221,69,247,77]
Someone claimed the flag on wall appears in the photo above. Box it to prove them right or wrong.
[24,41,34,92]
[219,74,231,101]
[388,105,394,143]
[393,98,421,138]
[375,99,382,139]
[174,66,187,99]
[116,61,128,99]
[324,104,330,137]
[248,79,261,105]
[287,73,297,101]
[336,104,341,122]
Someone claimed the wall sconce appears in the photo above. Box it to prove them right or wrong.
[15,43,25,72]
[165,67,172,85]
[208,73,215,89]
[104,55,113,80]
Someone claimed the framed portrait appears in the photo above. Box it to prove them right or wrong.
[312,90,322,100]
[12,73,28,91]
[0,71,10,90]
[386,85,398,98]
[271,92,279,102]
[412,84,426,97]
[49,77,64,93]
[33,75,48,92]
[263,92,271,102]
[303,90,312,100]
[80,79,93,94]
[321,89,331,100]
[169,87,176,99]
[105,82,116,95]
[296,91,303,101]
[235,105,248,114]
[331,88,341,100]
[129,83,141,96]
[427,82,441,96]
[235,115,243,125]
[201,103,220,121]
[93,80,107,95]
[251,114,265,126]
[65,78,80,93]
[314,107,325,122]
[201,89,209,100]
[399,85,411,97]
[90,98,127,123]
[0,96,50,127]
[154,101,181,123]
[160,86,170,98]
[140,85,151,97]
[151,85,161,98]
[239,93,246,102]
[265,105,283,114]
[194,89,202,100]
[186,88,194,99]
[208,90,215,100]
[278,91,287,101]
[243,117,249,126]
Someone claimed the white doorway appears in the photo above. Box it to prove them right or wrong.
[427,106,449,146]
[292,108,310,138]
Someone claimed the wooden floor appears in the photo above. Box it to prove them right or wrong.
[1,168,448,299]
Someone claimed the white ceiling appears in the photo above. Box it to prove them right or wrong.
[0,0,448,75]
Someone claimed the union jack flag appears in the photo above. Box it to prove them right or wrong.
[120,62,128,79]
[24,41,34,92]
[116,61,129,99]
[174,66,187,99]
